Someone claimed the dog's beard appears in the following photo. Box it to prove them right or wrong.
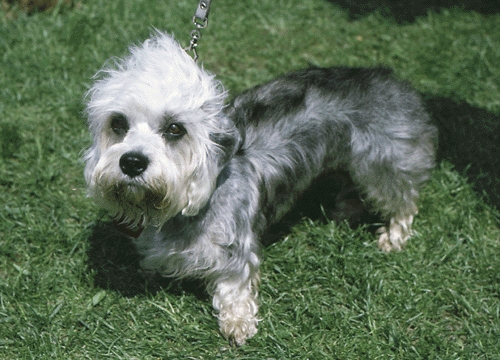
[90,175,186,229]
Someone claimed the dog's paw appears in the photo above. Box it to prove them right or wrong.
[377,214,414,252]
[219,312,258,346]
[214,285,259,346]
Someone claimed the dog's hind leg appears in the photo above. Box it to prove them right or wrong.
[375,212,416,252]
[362,172,419,252]
[348,134,434,252]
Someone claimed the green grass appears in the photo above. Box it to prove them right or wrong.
[1,0,500,358]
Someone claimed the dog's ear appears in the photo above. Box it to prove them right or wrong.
[182,115,241,217]
[182,154,221,217]
[83,145,100,187]
[211,112,242,166]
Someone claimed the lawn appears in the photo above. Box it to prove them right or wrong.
[1,0,499,358]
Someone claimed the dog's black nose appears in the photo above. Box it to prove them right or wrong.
[119,151,149,177]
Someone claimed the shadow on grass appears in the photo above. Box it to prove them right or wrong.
[87,221,207,298]
[424,95,500,210]
[328,0,500,23]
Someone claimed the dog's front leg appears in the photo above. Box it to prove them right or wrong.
[212,268,260,346]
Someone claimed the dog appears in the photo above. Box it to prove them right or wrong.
[84,32,437,345]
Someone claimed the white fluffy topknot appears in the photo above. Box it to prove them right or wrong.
[85,31,226,136]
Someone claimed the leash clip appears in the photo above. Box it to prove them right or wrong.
[185,29,201,62]
[184,0,213,62]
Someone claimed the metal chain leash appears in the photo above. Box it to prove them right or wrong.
[184,0,213,62]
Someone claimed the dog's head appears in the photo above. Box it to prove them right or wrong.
[84,32,239,228]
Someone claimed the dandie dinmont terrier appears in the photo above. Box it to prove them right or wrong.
[84,32,437,345]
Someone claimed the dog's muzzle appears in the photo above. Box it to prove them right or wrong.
[119,151,149,177]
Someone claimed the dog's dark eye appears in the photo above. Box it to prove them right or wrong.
[110,114,129,136]
[164,123,186,139]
